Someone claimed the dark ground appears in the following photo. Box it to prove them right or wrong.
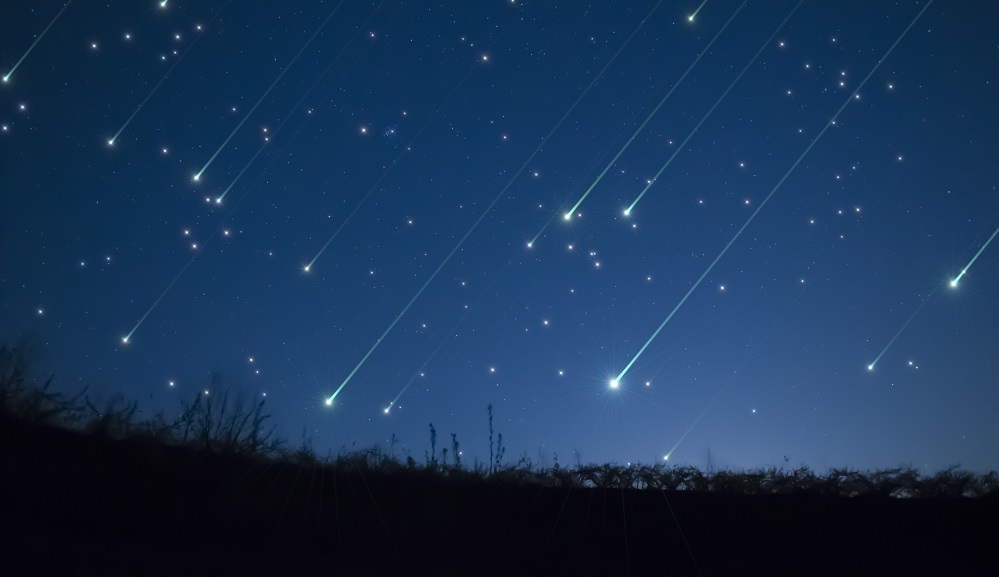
[2,416,996,576]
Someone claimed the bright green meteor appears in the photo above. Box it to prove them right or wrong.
[951,223,999,287]
[626,0,803,216]
[544,0,748,239]
[194,1,345,183]
[3,0,74,84]
[616,0,934,384]
[324,3,668,404]
[688,0,709,22]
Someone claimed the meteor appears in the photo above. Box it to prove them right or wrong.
[614,0,935,384]
[324,4,668,404]
[688,0,709,22]
[626,0,804,215]
[544,0,748,238]
[108,3,230,146]
[305,69,475,270]
[122,254,199,345]
[867,292,934,371]
[950,223,999,287]
[194,0,346,182]
[215,5,378,204]
[3,0,74,84]
[384,260,513,413]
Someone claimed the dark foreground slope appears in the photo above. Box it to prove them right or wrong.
[2,417,996,577]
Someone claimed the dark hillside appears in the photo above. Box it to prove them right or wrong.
[2,415,996,576]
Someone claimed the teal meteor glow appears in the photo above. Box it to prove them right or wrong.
[627,0,803,215]
[195,1,345,182]
[616,0,934,384]
[108,4,227,147]
[868,292,934,371]
[688,0,709,22]
[551,0,747,233]
[3,0,74,84]
[950,223,999,287]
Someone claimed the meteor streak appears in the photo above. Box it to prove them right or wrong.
[385,260,513,413]
[3,0,74,84]
[194,1,345,182]
[324,3,667,404]
[109,3,229,146]
[950,223,999,287]
[615,0,934,384]
[216,5,378,204]
[688,0,709,22]
[550,0,747,235]
[626,0,803,215]
[867,292,934,371]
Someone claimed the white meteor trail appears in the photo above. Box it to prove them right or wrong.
[195,1,345,182]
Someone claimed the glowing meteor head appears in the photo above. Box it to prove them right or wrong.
[623,209,630,217]
[192,174,200,182]
[383,406,391,414]
[688,15,695,22]
[867,364,874,371]
[526,242,533,249]
[949,279,958,288]
[214,198,222,205]
[303,265,311,273]
[107,139,115,146]
[609,379,620,389]
[324,397,333,407]
[2,75,9,83]
[121,336,129,344]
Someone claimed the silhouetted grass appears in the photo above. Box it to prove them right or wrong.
[1,344,996,498]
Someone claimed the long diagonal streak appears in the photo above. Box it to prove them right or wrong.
[194,0,345,181]
[951,223,999,287]
[615,0,935,383]
[325,1,666,404]
[626,0,804,215]
[3,0,73,83]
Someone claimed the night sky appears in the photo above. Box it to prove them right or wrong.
[2,0,997,473]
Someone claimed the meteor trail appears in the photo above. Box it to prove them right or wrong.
[867,292,934,371]
[615,0,934,384]
[194,0,345,182]
[688,0,709,22]
[108,3,229,146]
[324,3,667,404]
[626,0,803,215]
[950,223,999,287]
[547,0,747,237]
[3,0,74,84]
[216,5,378,204]
[385,260,513,414]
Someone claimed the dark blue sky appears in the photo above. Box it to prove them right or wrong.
[2,0,996,472]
